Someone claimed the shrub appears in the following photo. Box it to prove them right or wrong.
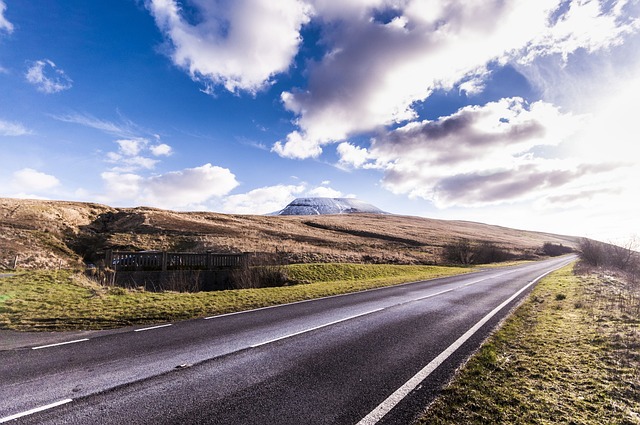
[542,242,574,257]
[578,238,639,282]
[442,239,514,265]
[228,253,291,289]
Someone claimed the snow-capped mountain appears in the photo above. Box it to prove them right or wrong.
[275,197,387,216]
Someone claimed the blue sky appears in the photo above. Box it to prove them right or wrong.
[1,0,639,243]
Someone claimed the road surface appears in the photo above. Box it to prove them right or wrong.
[0,255,575,424]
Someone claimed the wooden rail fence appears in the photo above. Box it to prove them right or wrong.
[105,250,247,272]
[103,250,248,291]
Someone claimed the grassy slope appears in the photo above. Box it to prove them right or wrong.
[0,264,471,331]
[417,264,640,425]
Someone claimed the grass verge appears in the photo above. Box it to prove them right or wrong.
[417,263,640,425]
[0,264,470,331]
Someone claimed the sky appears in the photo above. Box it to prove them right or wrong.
[0,0,639,244]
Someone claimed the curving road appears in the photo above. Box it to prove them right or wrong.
[0,255,575,424]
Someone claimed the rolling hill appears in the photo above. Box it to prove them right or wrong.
[0,198,580,270]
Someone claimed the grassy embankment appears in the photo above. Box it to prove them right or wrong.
[418,264,640,425]
[0,263,471,331]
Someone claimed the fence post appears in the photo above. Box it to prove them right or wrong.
[162,251,168,271]
[105,250,113,269]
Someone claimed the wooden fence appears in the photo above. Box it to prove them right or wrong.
[103,250,248,291]
[105,250,247,272]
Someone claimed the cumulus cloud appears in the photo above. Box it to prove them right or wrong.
[336,97,620,207]
[150,143,173,156]
[0,119,31,136]
[222,184,306,214]
[11,168,60,192]
[25,59,73,94]
[274,0,639,159]
[306,185,343,198]
[0,0,13,33]
[106,138,176,172]
[220,181,348,214]
[146,0,311,93]
[100,171,143,202]
[271,130,323,159]
[102,163,239,209]
[520,0,640,64]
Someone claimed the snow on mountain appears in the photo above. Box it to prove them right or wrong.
[275,197,387,216]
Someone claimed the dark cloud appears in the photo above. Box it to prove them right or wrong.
[373,99,547,166]
[432,163,621,206]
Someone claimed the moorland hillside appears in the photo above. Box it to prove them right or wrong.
[0,198,580,270]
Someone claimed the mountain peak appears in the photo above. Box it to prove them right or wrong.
[275,197,386,216]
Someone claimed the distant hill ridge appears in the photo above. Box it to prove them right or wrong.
[0,197,580,270]
[276,197,386,216]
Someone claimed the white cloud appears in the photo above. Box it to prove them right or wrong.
[53,115,175,172]
[146,0,311,93]
[336,142,373,169]
[25,59,73,94]
[520,0,640,64]
[221,180,348,214]
[272,130,323,159]
[222,184,306,214]
[150,143,173,156]
[0,119,31,136]
[0,0,13,33]
[52,113,144,139]
[306,185,343,198]
[101,163,239,210]
[337,97,618,207]
[116,139,145,156]
[100,171,144,202]
[274,0,639,159]
[11,168,60,192]
[106,138,165,172]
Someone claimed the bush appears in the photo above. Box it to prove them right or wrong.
[443,238,475,265]
[443,239,514,265]
[542,242,574,257]
[228,265,290,289]
[228,253,291,289]
[578,238,639,281]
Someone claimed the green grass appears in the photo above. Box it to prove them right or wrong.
[417,264,640,425]
[0,264,471,331]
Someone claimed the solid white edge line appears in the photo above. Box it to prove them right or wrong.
[356,267,561,425]
[31,339,90,350]
[134,323,172,332]
[0,399,73,423]
[250,308,385,348]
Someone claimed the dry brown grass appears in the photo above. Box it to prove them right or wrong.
[0,197,580,270]
[417,263,640,425]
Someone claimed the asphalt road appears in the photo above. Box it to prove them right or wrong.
[0,255,576,424]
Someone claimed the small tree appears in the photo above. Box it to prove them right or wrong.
[443,239,475,265]
[578,238,605,267]
[609,238,638,271]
